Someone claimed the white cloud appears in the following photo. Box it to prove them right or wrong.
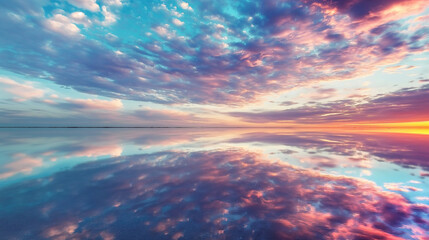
[154,26,168,36]
[154,4,183,17]
[152,24,176,39]
[170,7,183,17]
[154,3,168,11]
[105,33,119,42]
[215,23,225,29]
[69,12,92,27]
[68,0,100,12]
[44,14,82,38]
[172,18,184,26]
[101,6,118,26]
[179,1,193,11]
[416,197,429,201]
[103,0,122,6]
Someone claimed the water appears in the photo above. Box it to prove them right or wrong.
[0,129,428,239]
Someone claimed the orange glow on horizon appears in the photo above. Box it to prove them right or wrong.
[246,121,429,135]
[345,121,429,135]
[350,121,429,128]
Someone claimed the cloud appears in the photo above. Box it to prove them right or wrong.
[152,24,176,38]
[103,0,122,7]
[67,0,99,12]
[43,14,82,38]
[69,11,92,27]
[154,4,183,18]
[62,98,123,111]
[0,150,427,239]
[0,0,427,105]
[384,183,423,192]
[172,18,184,26]
[299,87,338,100]
[384,65,416,73]
[134,108,190,120]
[0,77,45,101]
[131,108,207,126]
[280,101,298,106]
[230,85,429,123]
[309,0,427,20]
[100,6,118,26]
[179,1,193,11]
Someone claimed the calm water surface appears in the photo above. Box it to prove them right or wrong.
[0,129,428,239]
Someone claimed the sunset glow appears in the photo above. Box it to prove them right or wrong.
[1,0,429,239]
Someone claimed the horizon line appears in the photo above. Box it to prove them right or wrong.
[0,126,299,129]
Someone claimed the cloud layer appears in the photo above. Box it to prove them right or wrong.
[231,84,429,123]
[0,0,428,105]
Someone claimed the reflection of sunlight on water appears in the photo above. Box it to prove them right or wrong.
[0,150,428,239]
[363,128,429,135]
[347,121,429,135]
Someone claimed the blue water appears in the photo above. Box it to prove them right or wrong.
[0,129,428,239]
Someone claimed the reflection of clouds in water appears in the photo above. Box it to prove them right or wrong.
[0,153,43,179]
[231,132,429,174]
[0,150,428,239]
[0,144,123,180]
[3,129,429,181]
[61,144,123,158]
[0,129,206,179]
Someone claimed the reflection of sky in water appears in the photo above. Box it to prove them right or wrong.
[0,129,429,239]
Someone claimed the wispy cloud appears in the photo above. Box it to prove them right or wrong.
[230,85,429,124]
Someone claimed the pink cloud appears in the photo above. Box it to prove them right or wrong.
[384,182,423,192]
[0,77,45,101]
[230,85,429,124]
[64,98,123,111]
[1,0,428,105]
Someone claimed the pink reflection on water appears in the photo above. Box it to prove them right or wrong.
[0,149,427,239]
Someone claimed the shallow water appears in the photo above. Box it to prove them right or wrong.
[0,129,428,239]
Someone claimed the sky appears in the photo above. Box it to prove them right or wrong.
[0,0,428,127]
